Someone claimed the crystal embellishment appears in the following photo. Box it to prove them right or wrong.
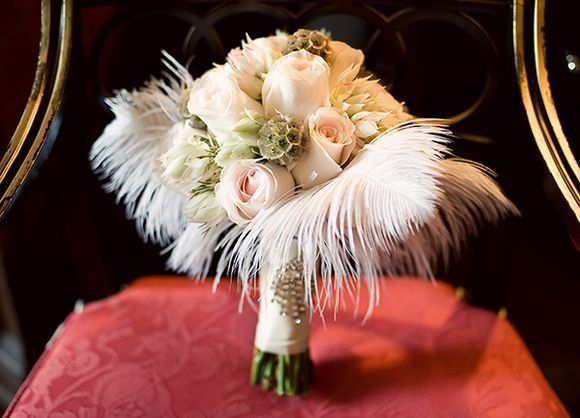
[271,259,307,324]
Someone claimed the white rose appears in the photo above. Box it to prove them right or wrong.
[185,191,227,226]
[328,41,364,90]
[227,34,288,99]
[216,160,295,225]
[187,65,263,144]
[291,107,356,189]
[262,50,330,121]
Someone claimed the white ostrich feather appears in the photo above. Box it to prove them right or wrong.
[214,122,454,315]
[165,220,234,280]
[90,52,194,245]
[380,159,519,278]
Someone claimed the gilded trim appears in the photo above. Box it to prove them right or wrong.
[0,0,73,219]
[513,0,580,220]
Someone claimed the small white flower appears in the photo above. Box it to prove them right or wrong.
[227,34,288,99]
[352,111,390,139]
[331,76,412,139]
[354,119,379,138]
[185,191,227,226]
[214,141,257,167]
[160,133,220,195]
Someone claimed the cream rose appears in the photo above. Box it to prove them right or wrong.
[291,107,356,189]
[309,107,356,164]
[328,41,364,90]
[187,65,263,144]
[216,160,295,225]
[262,50,330,121]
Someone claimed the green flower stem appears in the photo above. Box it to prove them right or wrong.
[250,348,312,396]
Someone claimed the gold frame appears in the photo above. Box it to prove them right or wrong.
[513,0,580,220]
[0,0,72,219]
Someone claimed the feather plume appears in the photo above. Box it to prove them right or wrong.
[165,220,233,280]
[89,52,194,245]
[214,122,454,315]
[380,159,519,278]
[202,123,519,317]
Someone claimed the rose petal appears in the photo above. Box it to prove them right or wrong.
[291,137,342,189]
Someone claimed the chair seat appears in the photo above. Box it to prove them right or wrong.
[4,277,568,417]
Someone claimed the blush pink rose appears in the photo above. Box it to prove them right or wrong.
[291,107,356,189]
[216,160,295,225]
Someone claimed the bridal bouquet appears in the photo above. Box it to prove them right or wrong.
[91,29,517,395]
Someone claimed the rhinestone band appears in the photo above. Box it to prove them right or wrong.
[270,259,307,324]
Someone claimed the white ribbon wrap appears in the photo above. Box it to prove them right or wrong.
[254,239,311,355]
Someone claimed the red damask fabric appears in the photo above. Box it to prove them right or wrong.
[4,277,569,417]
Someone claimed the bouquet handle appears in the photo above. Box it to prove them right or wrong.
[250,239,312,395]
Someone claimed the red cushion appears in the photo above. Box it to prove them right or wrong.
[4,277,568,417]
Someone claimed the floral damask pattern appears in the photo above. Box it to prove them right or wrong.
[4,277,569,418]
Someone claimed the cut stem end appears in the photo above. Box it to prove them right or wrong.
[250,347,312,396]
